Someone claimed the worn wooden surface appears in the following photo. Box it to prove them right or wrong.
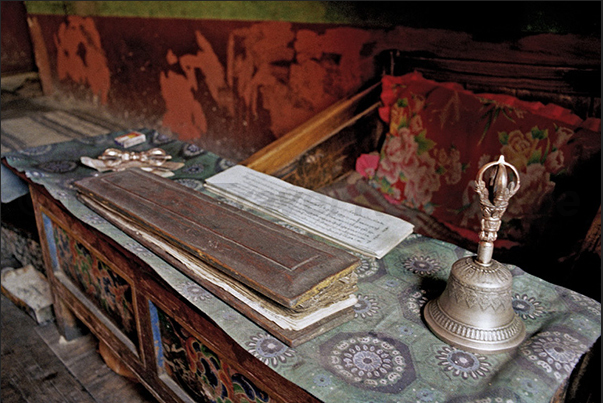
[1,294,156,403]
[74,169,359,308]
[74,168,359,346]
[140,273,322,403]
[24,177,325,401]
[242,83,382,178]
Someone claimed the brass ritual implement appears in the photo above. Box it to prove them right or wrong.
[424,156,526,354]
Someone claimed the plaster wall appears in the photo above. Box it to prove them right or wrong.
[23,1,601,161]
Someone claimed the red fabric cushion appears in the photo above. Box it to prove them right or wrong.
[359,72,601,245]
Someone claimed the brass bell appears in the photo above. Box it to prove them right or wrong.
[424,156,526,354]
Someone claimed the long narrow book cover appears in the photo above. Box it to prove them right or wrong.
[74,168,360,346]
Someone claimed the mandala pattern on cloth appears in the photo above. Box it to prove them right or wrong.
[353,294,381,319]
[180,143,206,158]
[557,288,602,317]
[176,281,212,302]
[124,242,153,257]
[398,287,432,324]
[150,130,174,145]
[215,157,235,173]
[320,332,416,393]
[18,144,54,156]
[400,255,442,276]
[36,160,78,173]
[80,213,107,226]
[512,293,545,320]
[519,330,587,381]
[246,332,296,368]
[182,163,206,175]
[435,346,492,380]
[25,170,48,180]
[310,371,334,390]
[352,253,386,281]
[173,178,205,191]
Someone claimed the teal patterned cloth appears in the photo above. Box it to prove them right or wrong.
[3,129,600,403]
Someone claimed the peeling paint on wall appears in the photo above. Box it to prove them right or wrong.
[54,16,110,104]
[159,21,375,141]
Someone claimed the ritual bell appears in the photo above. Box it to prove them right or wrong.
[424,156,526,354]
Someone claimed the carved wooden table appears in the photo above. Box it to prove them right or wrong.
[3,130,600,403]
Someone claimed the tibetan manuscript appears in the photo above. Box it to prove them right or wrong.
[74,168,360,346]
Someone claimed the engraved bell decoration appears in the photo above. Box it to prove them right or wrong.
[424,155,526,354]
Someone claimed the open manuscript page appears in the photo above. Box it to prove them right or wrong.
[205,165,413,259]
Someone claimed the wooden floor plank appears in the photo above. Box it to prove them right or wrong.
[1,295,157,403]
[33,304,157,403]
[1,295,96,403]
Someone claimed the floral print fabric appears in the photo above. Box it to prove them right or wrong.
[360,72,601,245]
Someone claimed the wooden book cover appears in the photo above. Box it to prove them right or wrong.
[74,169,360,346]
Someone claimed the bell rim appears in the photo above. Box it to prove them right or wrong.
[424,299,526,355]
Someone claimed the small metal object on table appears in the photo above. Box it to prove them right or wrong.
[424,155,527,354]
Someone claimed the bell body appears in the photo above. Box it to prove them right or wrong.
[424,256,525,354]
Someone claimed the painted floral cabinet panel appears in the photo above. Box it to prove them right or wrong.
[150,301,272,403]
[43,213,138,345]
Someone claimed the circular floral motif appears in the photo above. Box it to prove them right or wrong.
[81,213,107,225]
[36,160,78,173]
[180,143,206,158]
[125,242,153,257]
[401,255,441,276]
[182,163,206,175]
[25,170,47,179]
[215,158,235,172]
[19,144,53,156]
[354,255,381,279]
[435,346,491,380]
[512,293,545,320]
[173,178,205,191]
[312,372,333,388]
[151,130,173,145]
[326,335,409,390]
[247,333,295,368]
[404,289,429,316]
[353,294,380,319]
[520,331,586,380]
[51,189,70,200]
[177,281,212,302]
[562,289,601,317]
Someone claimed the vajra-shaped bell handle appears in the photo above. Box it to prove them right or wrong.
[474,155,520,266]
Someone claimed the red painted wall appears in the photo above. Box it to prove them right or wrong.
[1,1,35,75]
[25,12,601,161]
[27,15,389,160]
